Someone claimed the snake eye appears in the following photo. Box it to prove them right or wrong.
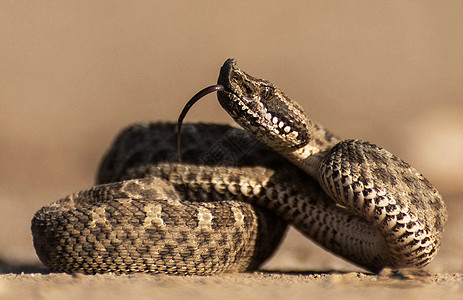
[261,87,272,100]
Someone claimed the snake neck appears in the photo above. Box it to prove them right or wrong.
[286,119,340,177]
[216,58,339,177]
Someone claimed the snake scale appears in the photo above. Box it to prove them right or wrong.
[31,59,447,274]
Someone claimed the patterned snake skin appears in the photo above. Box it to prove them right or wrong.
[31,59,448,274]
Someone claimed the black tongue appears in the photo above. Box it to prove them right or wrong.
[177,84,224,161]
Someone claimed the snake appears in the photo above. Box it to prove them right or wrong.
[31,59,448,274]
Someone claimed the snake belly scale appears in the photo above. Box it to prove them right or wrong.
[31,59,447,274]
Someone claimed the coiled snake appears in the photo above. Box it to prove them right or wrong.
[31,59,447,274]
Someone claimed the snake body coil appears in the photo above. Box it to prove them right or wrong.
[31,59,447,274]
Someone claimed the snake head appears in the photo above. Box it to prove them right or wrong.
[217,59,311,151]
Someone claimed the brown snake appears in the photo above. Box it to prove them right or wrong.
[31,59,447,274]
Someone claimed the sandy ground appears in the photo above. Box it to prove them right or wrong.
[1,1,463,299]
[1,271,462,300]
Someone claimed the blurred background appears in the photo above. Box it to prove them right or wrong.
[1,1,462,273]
